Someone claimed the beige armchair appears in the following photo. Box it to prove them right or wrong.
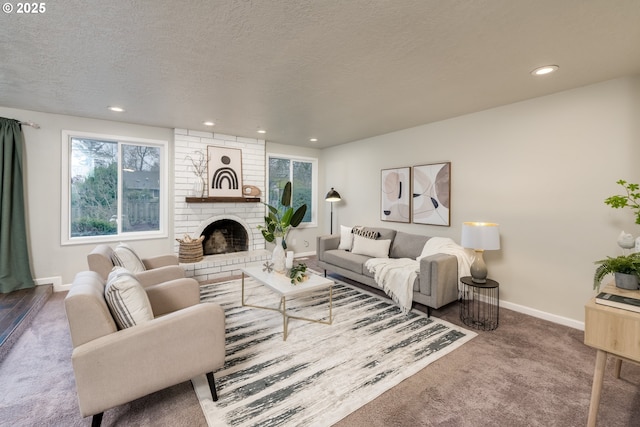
[65,270,225,426]
[87,244,185,287]
[87,245,200,316]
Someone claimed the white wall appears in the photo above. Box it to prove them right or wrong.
[0,106,174,286]
[320,76,640,325]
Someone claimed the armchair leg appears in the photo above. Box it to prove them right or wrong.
[207,372,219,401]
[91,412,103,427]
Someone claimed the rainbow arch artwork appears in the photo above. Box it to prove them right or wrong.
[207,146,243,197]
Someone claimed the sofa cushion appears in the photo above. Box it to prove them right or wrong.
[338,225,354,250]
[352,234,392,258]
[323,249,371,274]
[105,267,154,329]
[390,232,430,259]
[111,243,146,273]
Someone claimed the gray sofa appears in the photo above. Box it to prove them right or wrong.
[316,227,459,315]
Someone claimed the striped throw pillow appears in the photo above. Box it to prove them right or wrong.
[105,267,154,329]
[352,226,380,240]
[111,242,146,273]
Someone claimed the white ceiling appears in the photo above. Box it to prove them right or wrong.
[2,0,640,148]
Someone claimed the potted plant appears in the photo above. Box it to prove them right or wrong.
[258,181,307,272]
[594,253,640,291]
[288,262,308,284]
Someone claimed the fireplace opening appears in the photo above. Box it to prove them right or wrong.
[201,219,249,255]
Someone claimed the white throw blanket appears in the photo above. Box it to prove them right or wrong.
[365,258,418,314]
[417,237,474,284]
[365,237,474,313]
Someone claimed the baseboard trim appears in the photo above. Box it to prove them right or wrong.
[35,276,70,292]
[501,299,585,331]
[293,251,316,259]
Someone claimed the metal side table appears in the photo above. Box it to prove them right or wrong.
[459,276,499,331]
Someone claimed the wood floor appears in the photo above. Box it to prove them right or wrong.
[0,284,52,363]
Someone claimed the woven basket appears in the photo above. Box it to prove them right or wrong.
[179,241,203,263]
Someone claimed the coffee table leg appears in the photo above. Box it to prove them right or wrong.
[282,296,288,341]
[241,272,246,306]
[329,285,333,324]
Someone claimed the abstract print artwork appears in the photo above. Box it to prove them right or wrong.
[381,167,411,223]
[208,146,243,197]
[412,162,450,226]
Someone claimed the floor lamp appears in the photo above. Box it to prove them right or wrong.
[325,188,341,234]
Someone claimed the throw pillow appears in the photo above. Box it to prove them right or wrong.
[338,225,354,250]
[104,267,154,329]
[111,242,146,273]
[351,234,391,258]
[352,226,380,240]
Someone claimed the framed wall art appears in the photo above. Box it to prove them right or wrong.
[381,167,411,223]
[207,146,243,197]
[412,162,450,226]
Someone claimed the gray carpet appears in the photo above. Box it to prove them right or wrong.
[1,276,640,426]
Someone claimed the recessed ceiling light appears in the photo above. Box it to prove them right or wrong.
[108,106,125,112]
[531,65,559,76]
[257,129,266,134]
[203,121,215,126]
[309,138,318,142]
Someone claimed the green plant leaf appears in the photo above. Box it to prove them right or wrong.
[281,181,292,207]
[290,205,307,227]
[281,207,294,227]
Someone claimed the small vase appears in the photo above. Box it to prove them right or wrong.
[272,236,286,273]
[192,177,206,198]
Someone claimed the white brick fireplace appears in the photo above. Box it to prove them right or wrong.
[173,129,270,282]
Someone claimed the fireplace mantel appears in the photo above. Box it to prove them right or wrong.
[185,197,261,203]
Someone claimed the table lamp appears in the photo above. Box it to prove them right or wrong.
[325,188,341,234]
[461,222,500,283]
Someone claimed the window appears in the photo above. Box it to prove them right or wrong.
[267,154,317,227]
[61,131,168,244]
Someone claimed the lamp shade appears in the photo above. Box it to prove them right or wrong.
[325,188,341,202]
[461,222,500,250]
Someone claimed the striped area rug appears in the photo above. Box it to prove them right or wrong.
[192,273,476,427]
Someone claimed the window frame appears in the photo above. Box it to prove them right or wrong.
[265,153,318,229]
[61,130,168,245]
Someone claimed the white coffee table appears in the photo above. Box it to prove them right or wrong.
[241,265,334,340]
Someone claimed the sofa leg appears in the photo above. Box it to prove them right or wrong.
[207,372,219,401]
[427,306,431,318]
[91,412,103,427]
[324,270,327,277]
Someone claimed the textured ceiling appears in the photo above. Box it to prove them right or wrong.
[1,0,640,147]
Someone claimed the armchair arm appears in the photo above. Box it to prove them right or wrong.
[142,254,179,269]
[135,265,185,287]
[418,254,458,306]
[145,277,201,316]
[71,302,225,417]
[316,235,340,262]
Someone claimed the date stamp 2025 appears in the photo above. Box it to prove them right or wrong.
[3,2,47,14]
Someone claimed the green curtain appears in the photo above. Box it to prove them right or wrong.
[0,118,34,293]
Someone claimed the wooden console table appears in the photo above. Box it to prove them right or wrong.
[584,283,640,427]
